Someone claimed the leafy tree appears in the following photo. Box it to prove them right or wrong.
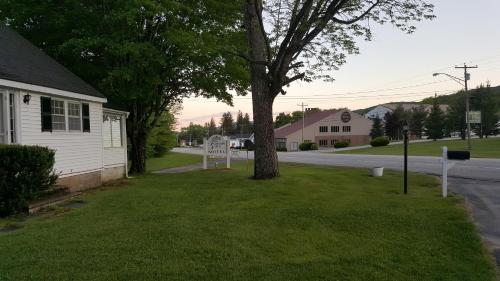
[471,85,499,138]
[235,111,245,134]
[274,112,293,128]
[409,106,427,139]
[1,0,249,173]
[220,112,234,136]
[370,116,384,138]
[243,113,254,133]
[384,106,407,140]
[445,91,467,139]
[179,123,207,145]
[425,98,445,140]
[242,0,434,178]
[147,110,178,158]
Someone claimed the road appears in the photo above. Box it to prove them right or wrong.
[173,147,500,264]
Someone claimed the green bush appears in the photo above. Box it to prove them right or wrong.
[299,142,318,151]
[334,140,350,148]
[0,145,58,217]
[370,137,390,147]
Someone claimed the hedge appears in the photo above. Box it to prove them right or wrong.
[299,142,318,151]
[334,140,350,148]
[370,137,390,147]
[0,145,58,217]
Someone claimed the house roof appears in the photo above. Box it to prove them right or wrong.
[275,109,341,138]
[0,25,106,99]
[373,103,449,114]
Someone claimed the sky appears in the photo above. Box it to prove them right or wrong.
[177,0,500,128]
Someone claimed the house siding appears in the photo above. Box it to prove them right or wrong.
[18,91,104,177]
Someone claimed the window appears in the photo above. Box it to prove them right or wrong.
[9,93,16,143]
[342,126,351,133]
[103,114,122,148]
[51,100,65,131]
[331,126,339,133]
[304,140,311,143]
[68,103,81,131]
[331,139,336,146]
[319,126,328,133]
[319,139,328,146]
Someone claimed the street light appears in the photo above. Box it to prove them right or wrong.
[403,120,409,195]
[433,72,471,150]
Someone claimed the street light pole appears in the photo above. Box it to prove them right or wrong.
[403,121,409,195]
[455,64,478,151]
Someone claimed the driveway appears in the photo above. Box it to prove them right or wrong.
[173,147,500,264]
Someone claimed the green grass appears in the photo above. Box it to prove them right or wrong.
[338,138,500,158]
[0,156,496,280]
[146,152,202,172]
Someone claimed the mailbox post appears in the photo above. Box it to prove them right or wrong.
[441,147,470,197]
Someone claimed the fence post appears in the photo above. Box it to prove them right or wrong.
[226,139,231,169]
[442,146,448,198]
[203,137,208,170]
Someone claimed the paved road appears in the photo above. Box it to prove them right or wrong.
[174,147,500,263]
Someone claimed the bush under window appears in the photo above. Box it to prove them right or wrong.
[370,137,390,147]
[299,142,318,151]
[0,145,58,217]
[334,140,350,148]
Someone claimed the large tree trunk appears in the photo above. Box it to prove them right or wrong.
[252,82,279,179]
[245,0,279,179]
[128,124,147,174]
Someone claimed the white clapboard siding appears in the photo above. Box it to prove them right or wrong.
[19,91,104,177]
[103,147,126,167]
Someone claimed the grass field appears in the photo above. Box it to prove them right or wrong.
[0,155,496,280]
[146,152,202,172]
[337,138,500,158]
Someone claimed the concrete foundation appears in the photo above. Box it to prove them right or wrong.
[57,166,126,192]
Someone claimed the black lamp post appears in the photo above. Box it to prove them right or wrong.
[403,120,409,194]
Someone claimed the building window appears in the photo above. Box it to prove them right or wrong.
[103,114,122,148]
[9,93,15,143]
[304,140,311,143]
[331,126,339,133]
[319,139,328,146]
[51,100,66,131]
[330,139,336,146]
[68,102,81,131]
[342,126,351,133]
[319,126,328,133]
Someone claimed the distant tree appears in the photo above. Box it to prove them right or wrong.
[384,106,406,140]
[471,85,499,138]
[207,118,217,136]
[235,111,245,134]
[410,106,427,139]
[242,113,253,133]
[274,112,293,128]
[220,112,234,136]
[179,123,207,145]
[291,111,305,122]
[425,98,445,140]
[370,116,384,138]
[445,91,467,139]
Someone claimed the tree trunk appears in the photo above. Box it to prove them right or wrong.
[252,83,279,179]
[128,124,147,174]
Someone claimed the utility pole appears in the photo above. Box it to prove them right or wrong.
[297,102,308,143]
[455,63,477,151]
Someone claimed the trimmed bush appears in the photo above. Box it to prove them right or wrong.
[334,140,350,149]
[299,142,318,151]
[0,145,58,217]
[370,137,390,147]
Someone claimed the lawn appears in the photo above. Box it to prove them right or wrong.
[145,152,202,172]
[337,137,500,158]
[0,155,496,280]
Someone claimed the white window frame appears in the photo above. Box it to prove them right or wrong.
[67,101,82,132]
[51,99,66,131]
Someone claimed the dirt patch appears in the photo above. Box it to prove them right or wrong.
[0,223,24,233]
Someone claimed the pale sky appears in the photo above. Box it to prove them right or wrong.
[178,0,500,128]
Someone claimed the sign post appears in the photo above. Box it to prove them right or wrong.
[203,135,231,169]
[442,146,448,197]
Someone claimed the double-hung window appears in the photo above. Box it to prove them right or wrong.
[51,100,65,131]
[68,103,82,131]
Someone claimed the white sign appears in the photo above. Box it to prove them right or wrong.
[203,135,231,169]
[468,111,481,124]
[207,135,227,156]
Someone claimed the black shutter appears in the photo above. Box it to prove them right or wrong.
[82,103,90,132]
[40,97,52,132]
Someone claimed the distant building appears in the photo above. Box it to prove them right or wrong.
[275,109,373,150]
[229,133,254,148]
[364,103,449,120]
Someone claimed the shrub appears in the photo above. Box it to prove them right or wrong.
[244,140,255,151]
[334,140,350,148]
[370,137,390,147]
[299,142,318,151]
[0,145,58,217]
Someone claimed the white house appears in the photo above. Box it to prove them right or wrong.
[229,133,254,148]
[364,103,449,120]
[0,25,128,191]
